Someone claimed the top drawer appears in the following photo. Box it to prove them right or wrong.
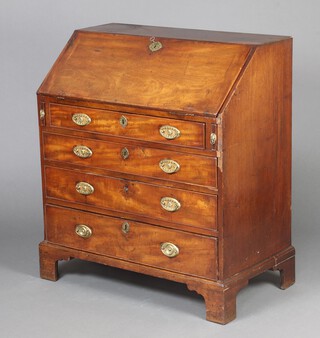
[49,104,205,149]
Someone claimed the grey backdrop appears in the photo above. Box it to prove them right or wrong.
[1,1,319,337]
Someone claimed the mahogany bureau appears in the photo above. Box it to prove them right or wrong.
[37,23,295,324]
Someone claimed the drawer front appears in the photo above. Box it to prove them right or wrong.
[46,205,217,279]
[45,167,217,231]
[49,104,205,148]
[43,133,217,188]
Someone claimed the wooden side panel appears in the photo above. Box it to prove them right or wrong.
[46,205,218,279]
[38,31,250,115]
[220,40,292,278]
[45,166,217,231]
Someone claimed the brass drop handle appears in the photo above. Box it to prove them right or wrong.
[159,125,181,140]
[160,197,181,212]
[72,113,92,126]
[159,159,180,174]
[161,242,179,258]
[73,145,93,158]
[75,224,92,239]
[75,182,94,195]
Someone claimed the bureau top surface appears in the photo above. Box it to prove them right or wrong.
[38,23,290,116]
[82,23,291,45]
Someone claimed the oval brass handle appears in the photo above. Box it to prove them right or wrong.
[73,145,93,158]
[159,125,181,140]
[159,159,180,174]
[75,182,94,195]
[160,197,181,212]
[72,113,92,126]
[161,242,179,258]
[121,147,129,160]
[75,224,92,239]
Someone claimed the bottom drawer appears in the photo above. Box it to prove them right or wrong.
[46,205,218,279]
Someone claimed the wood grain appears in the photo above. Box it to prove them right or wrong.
[39,240,294,324]
[43,132,217,187]
[45,166,217,231]
[38,24,295,324]
[49,103,205,148]
[38,31,251,115]
[46,205,217,279]
[219,39,293,278]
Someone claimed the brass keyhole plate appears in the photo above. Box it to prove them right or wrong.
[121,147,129,160]
[121,222,130,234]
[120,116,128,128]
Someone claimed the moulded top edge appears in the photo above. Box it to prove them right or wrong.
[78,23,292,46]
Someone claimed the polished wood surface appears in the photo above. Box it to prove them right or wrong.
[219,39,293,278]
[82,23,290,45]
[45,166,217,231]
[46,205,217,279]
[49,103,205,148]
[43,133,217,187]
[39,242,295,325]
[38,23,295,324]
[38,31,251,115]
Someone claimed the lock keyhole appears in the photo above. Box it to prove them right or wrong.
[121,222,130,234]
[120,116,128,128]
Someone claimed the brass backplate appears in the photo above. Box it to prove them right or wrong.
[75,224,92,239]
[160,197,181,212]
[160,242,179,258]
[72,113,92,126]
[73,145,93,158]
[159,125,181,140]
[159,159,180,174]
[75,182,94,195]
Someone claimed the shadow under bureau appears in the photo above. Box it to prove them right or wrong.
[37,23,295,324]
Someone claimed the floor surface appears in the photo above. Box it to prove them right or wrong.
[0,221,318,338]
